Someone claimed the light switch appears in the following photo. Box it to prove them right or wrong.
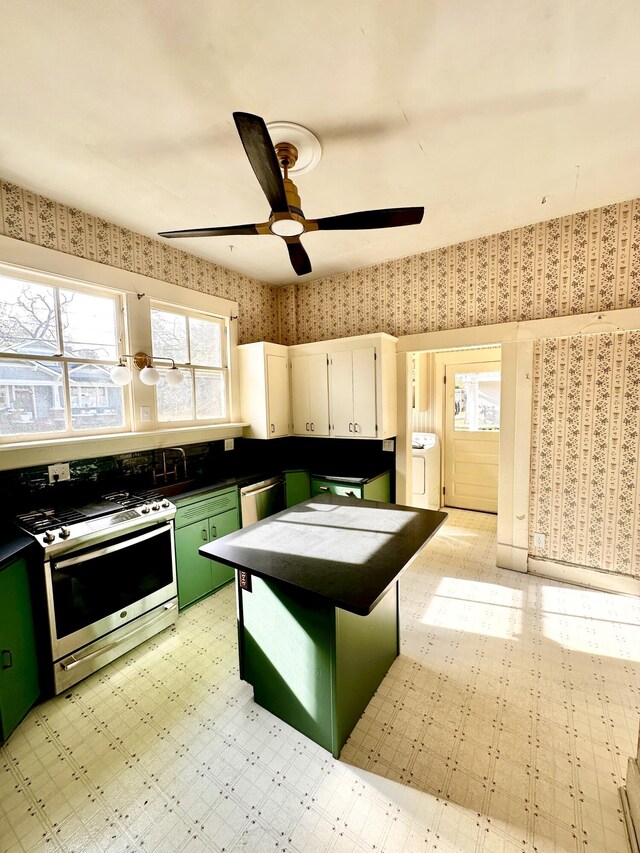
[140,406,151,422]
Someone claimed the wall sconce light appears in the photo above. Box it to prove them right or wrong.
[110,352,184,387]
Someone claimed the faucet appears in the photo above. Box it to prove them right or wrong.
[153,447,188,484]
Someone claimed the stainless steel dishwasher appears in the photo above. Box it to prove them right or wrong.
[240,477,285,527]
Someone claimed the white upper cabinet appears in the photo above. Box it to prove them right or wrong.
[292,333,397,440]
[240,334,396,441]
[291,352,329,436]
[238,342,289,439]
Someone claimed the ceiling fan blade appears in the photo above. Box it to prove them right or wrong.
[284,237,312,276]
[159,223,259,238]
[313,207,424,231]
[233,112,289,214]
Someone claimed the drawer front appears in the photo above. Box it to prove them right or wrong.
[176,488,238,528]
[310,479,362,499]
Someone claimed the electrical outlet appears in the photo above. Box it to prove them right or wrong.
[382,439,394,452]
[224,438,234,451]
[48,463,70,483]
[533,532,546,549]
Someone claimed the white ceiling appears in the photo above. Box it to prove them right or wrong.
[2,1,640,285]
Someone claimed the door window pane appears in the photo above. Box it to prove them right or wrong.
[195,370,226,419]
[189,317,222,366]
[0,360,67,435]
[151,309,188,363]
[156,369,193,421]
[454,371,500,431]
[60,289,118,360]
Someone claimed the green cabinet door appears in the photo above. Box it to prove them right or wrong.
[0,557,40,743]
[207,508,237,591]
[175,521,214,609]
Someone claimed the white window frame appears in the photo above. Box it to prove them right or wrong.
[0,272,131,441]
[0,237,242,470]
[149,299,231,427]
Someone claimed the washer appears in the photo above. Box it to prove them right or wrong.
[411,432,440,510]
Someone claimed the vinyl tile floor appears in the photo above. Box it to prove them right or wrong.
[1,509,639,853]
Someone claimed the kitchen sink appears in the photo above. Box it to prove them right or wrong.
[152,479,198,498]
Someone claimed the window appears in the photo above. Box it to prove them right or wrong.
[0,274,126,439]
[453,370,501,431]
[150,305,228,424]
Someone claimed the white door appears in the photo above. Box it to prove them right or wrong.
[329,350,354,436]
[444,361,500,512]
[290,356,310,435]
[266,354,289,437]
[352,347,376,437]
[307,352,330,436]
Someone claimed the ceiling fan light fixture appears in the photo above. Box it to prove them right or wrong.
[270,218,305,237]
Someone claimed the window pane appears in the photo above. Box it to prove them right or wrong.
[151,309,188,363]
[189,317,222,366]
[69,364,125,431]
[0,277,59,355]
[156,369,193,421]
[195,371,227,419]
[60,289,119,360]
[454,371,500,431]
[0,359,66,435]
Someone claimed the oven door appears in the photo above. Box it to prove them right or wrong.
[45,521,177,661]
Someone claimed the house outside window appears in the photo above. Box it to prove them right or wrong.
[0,275,126,438]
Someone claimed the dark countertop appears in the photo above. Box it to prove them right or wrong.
[199,494,447,616]
[0,529,37,571]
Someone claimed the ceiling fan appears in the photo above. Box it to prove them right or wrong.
[158,112,424,277]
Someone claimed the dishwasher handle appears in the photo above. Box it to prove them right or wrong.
[241,478,284,498]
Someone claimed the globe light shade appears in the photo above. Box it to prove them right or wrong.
[164,366,184,386]
[110,364,133,386]
[139,365,161,385]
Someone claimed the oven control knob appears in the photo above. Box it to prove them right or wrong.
[59,527,71,539]
[43,529,56,544]
[160,499,170,509]
[151,502,160,511]
[141,504,150,514]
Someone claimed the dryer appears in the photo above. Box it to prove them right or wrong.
[412,432,440,510]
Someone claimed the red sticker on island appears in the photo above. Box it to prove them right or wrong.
[239,570,252,592]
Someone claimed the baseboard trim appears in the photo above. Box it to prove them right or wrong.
[497,543,528,573]
[528,557,640,596]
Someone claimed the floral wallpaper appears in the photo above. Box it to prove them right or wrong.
[0,180,280,345]
[279,198,640,345]
[530,332,640,577]
[2,175,639,577]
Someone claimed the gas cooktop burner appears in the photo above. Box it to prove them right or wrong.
[15,489,168,537]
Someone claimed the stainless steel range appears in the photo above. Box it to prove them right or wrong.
[16,489,178,694]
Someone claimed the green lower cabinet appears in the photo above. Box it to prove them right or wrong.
[240,575,399,757]
[0,557,40,744]
[175,488,240,609]
[310,471,390,502]
[284,470,311,507]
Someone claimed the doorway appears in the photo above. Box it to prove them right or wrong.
[444,360,501,512]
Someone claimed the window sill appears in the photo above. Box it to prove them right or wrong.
[0,423,249,472]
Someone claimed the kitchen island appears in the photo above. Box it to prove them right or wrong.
[199,494,446,757]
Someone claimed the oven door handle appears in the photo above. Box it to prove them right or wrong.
[52,522,172,570]
[60,601,177,671]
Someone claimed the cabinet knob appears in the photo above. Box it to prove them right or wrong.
[270,423,275,433]
[348,422,353,432]
[1,649,13,670]
[210,526,217,538]
[310,422,314,432]
[354,423,360,433]
[201,528,208,541]
[306,422,310,431]
[319,486,329,492]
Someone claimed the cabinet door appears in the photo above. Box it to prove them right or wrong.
[307,352,330,436]
[208,508,238,591]
[352,348,377,437]
[267,354,289,437]
[329,350,354,437]
[175,522,213,609]
[290,356,310,435]
[0,558,40,743]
